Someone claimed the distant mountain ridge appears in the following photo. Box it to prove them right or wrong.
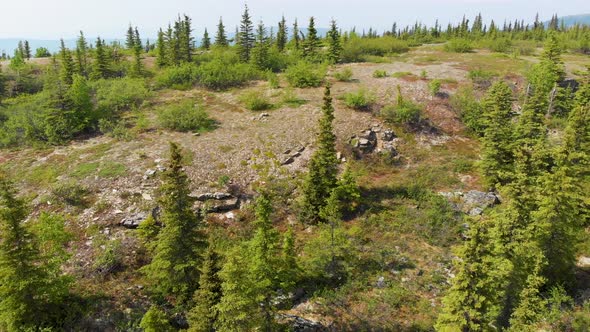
[545,14,590,27]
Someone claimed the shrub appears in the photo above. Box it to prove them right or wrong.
[467,68,497,88]
[51,181,88,206]
[240,90,273,111]
[98,118,134,141]
[334,68,354,82]
[372,70,388,78]
[93,239,123,277]
[285,61,326,88]
[444,39,473,53]
[266,71,280,89]
[282,88,307,107]
[381,87,422,125]
[488,38,512,53]
[450,86,484,135]
[98,162,127,178]
[420,70,428,79]
[93,78,150,114]
[196,60,259,90]
[155,63,199,89]
[343,89,375,111]
[342,36,409,62]
[158,100,215,132]
[428,79,442,96]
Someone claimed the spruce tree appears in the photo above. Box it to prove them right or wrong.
[292,19,300,50]
[214,17,228,47]
[436,219,512,332]
[276,16,288,52]
[140,306,173,332]
[91,37,110,80]
[59,39,74,85]
[134,27,143,50]
[129,42,144,78]
[156,28,167,67]
[507,251,547,331]
[188,242,222,332]
[300,85,339,223]
[75,31,89,77]
[303,17,321,60]
[480,81,515,188]
[142,142,206,302]
[179,15,194,62]
[24,40,31,60]
[0,174,71,330]
[201,29,211,50]
[238,4,255,62]
[126,25,136,49]
[250,21,270,70]
[327,19,342,64]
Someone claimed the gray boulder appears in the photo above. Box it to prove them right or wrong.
[120,212,147,229]
[281,314,326,332]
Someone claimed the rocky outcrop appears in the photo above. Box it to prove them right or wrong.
[439,190,501,216]
[281,146,306,165]
[193,192,240,213]
[349,124,400,157]
[281,314,326,332]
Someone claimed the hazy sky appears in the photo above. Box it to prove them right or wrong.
[2,0,589,39]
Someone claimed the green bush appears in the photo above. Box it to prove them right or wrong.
[240,90,273,111]
[196,60,259,90]
[381,88,422,125]
[282,88,307,107]
[266,71,280,89]
[155,63,199,89]
[158,100,215,132]
[343,89,375,111]
[428,79,442,96]
[285,61,326,88]
[98,118,134,141]
[51,181,88,206]
[444,39,473,53]
[450,86,484,135]
[334,68,354,82]
[488,38,512,53]
[342,36,409,62]
[93,238,123,276]
[372,70,388,78]
[93,78,150,114]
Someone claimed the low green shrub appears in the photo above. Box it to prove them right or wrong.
[372,70,388,78]
[428,79,442,96]
[381,87,422,125]
[444,39,473,53]
[342,36,409,62]
[285,61,326,88]
[449,86,484,135]
[93,78,150,114]
[240,90,273,111]
[334,68,354,82]
[196,60,259,90]
[51,181,88,206]
[155,63,199,89]
[282,88,307,107]
[158,100,215,132]
[343,89,375,111]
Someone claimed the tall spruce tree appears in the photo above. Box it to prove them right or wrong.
[142,142,206,302]
[156,28,167,67]
[436,218,512,332]
[59,39,74,85]
[126,25,136,49]
[179,15,194,62]
[215,17,228,47]
[188,241,222,332]
[91,37,110,80]
[75,31,89,77]
[300,85,339,223]
[303,16,321,60]
[292,19,301,50]
[276,16,288,52]
[134,27,143,50]
[238,5,255,62]
[23,40,31,60]
[480,81,515,188]
[327,19,342,64]
[250,21,270,70]
[0,174,71,330]
[201,29,211,50]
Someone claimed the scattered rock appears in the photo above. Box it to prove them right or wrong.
[578,257,590,267]
[382,129,395,141]
[120,212,147,229]
[281,156,295,165]
[194,192,233,201]
[143,169,157,180]
[438,190,501,215]
[142,193,152,201]
[376,276,386,288]
[281,314,326,332]
[283,149,292,155]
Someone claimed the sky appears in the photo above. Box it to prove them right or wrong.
[1,0,589,40]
